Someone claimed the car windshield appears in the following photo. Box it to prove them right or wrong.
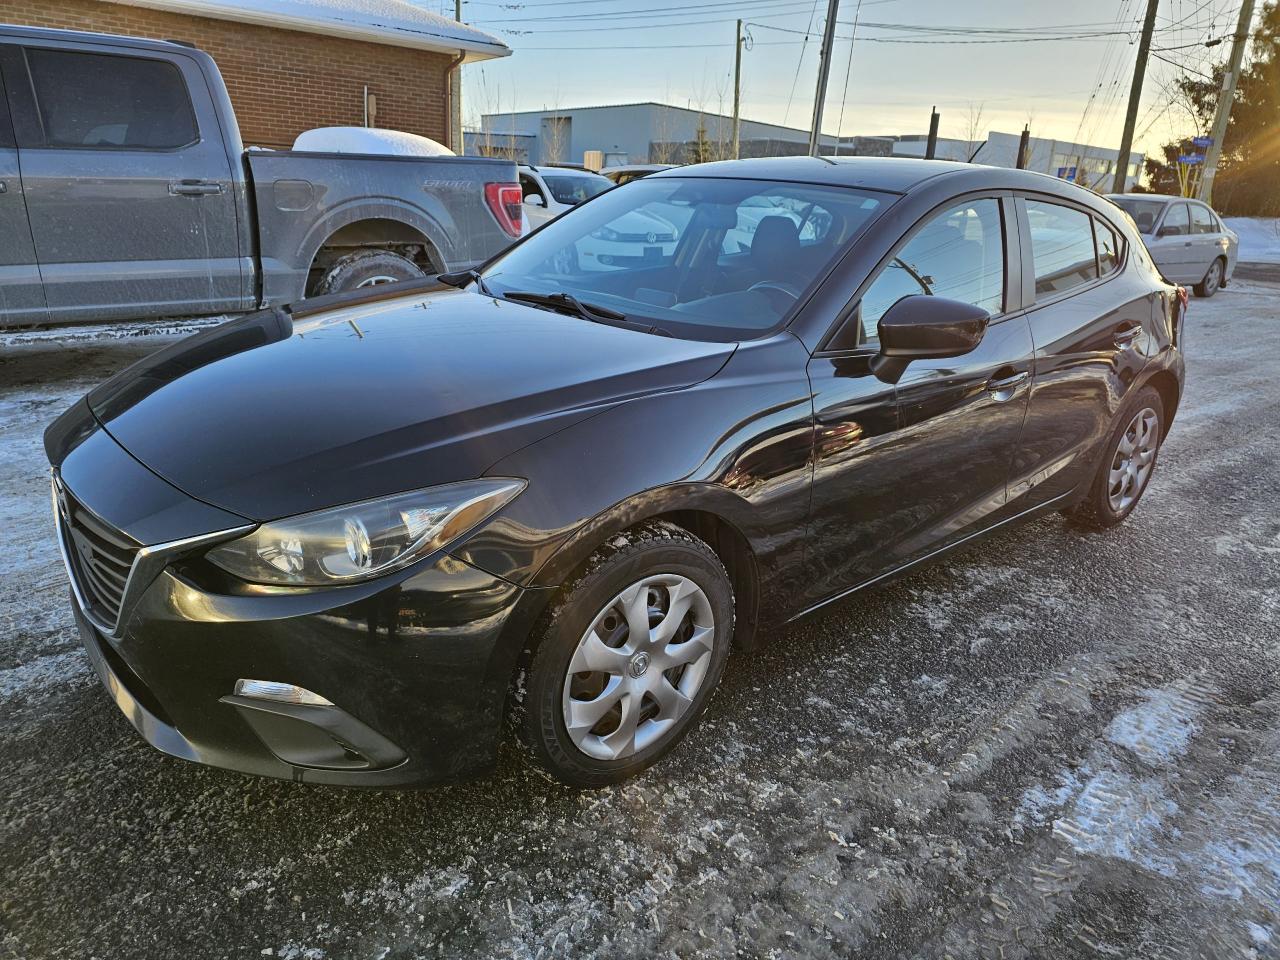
[542,173,613,205]
[1109,197,1167,234]
[482,176,890,342]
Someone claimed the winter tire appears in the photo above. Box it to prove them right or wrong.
[1065,384,1164,530]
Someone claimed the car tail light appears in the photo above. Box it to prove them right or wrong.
[484,182,523,238]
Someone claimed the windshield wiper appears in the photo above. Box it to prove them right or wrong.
[437,268,493,297]
[500,290,629,325]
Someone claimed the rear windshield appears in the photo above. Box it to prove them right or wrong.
[482,176,890,342]
[1109,197,1167,234]
[542,173,612,205]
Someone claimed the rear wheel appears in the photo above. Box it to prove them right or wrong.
[1194,256,1224,298]
[513,521,733,787]
[1065,385,1164,530]
[312,249,427,296]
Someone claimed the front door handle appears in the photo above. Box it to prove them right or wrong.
[169,179,223,196]
[1114,324,1143,348]
[986,370,1029,401]
[0,180,6,193]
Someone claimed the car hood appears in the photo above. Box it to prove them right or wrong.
[89,288,734,521]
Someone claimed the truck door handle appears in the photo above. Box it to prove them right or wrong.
[986,370,1029,401]
[1114,324,1143,348]
[169,179,223,196]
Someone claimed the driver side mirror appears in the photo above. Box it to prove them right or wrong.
[870,295,990,384]
[525,195,546,208]
[1157,224,1179,238]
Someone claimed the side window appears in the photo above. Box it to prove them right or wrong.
[26,49,197,149]
[1190,203,1218,235]
[1161,203,1191,237]
[1026,200,1098,297]
[519,173,544,202]
[857,199,1005,345]
[1095,220,1121,276]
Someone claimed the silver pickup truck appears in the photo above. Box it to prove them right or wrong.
[0,25,522,327]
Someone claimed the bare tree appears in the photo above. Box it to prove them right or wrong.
[953,101,987,161]
[650,103,678,163]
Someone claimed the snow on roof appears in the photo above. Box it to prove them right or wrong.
[106,0,510,61]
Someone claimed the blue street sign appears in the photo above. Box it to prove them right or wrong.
[1191,136,1213,148]
[1056,166,1078,179]
[1178,154,1205,165]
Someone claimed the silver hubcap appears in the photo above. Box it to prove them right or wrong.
[355,274,400,288]
[1108,407,1159,512]
[1205,261,1221,293]
[562,574,716,761]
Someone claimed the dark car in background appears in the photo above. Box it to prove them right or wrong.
[47,157,1184,789]
[0,25,520,327]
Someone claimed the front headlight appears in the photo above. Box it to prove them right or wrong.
[205,479,524,586]
[591,225,623,242]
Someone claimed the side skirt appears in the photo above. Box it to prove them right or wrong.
[785,490,1077,625]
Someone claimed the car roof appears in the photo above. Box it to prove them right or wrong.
[651,155,1100,197]
[0,22,194,53]
[1107,193,1183,202]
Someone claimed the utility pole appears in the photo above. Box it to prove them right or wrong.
[1198,0,1256,202]
[1016,125,1031,169]
[807,0,841,156]
[924,107,939,159]
[450,0,464,153]
[732,19,744,159]
[1112,0,1160,193]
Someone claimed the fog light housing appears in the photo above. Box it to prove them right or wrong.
[233,679,333,706]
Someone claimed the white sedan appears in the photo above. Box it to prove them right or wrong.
[1107,194,1238,297]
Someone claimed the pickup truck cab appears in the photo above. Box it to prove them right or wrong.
[0,25,521,326]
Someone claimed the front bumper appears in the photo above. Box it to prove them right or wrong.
[70,552,551,787]
[48,405,554,787]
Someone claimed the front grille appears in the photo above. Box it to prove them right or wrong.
[611,231,675,243]
[56,481,140,629]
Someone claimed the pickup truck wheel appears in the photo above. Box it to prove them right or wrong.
[313,250,427,296]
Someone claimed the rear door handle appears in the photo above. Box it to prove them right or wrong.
[1114,324,1143,348]
[986,370,1029,401]
[169,179,223,196]
[0,180,6,193]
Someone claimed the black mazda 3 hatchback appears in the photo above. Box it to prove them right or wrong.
[48,157,1185,788]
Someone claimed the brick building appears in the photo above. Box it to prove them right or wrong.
[0,0,508,150]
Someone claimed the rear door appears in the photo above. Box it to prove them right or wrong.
[1188,201,1229,282]
[0,59,46,325]
[1145,201,1196,282]
[804,194,1034,602]
[2,41,244,322]
[1008,196,1151,508]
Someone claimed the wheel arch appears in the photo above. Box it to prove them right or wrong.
[1142,367,1182,438]
[531,484,764,652]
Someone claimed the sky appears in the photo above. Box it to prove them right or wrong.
[445,0,1250,160]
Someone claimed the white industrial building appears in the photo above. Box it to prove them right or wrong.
[465,102,1142,191]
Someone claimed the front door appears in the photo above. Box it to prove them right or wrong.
[0,64,45,326]
[804,196,1033,604]
[2,43,244,322]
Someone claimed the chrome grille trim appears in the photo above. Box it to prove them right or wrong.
[51,472,254,639]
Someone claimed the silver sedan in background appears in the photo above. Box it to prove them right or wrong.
[1107,194,1238,297]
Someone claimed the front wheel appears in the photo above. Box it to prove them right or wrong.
[513,521,734,787]
[1065,385,1164,530]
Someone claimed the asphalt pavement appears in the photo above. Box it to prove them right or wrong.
[2,280,1278,959]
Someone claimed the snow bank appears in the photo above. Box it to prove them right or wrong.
[293,127,454,157]
[1224,217,1280,264]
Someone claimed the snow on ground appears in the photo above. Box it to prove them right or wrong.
[1225,217,1280,264]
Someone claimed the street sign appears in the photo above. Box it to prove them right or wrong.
[1178,154,1205,165]
[1191,136,1214,148]
[1056,166,1078,180]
